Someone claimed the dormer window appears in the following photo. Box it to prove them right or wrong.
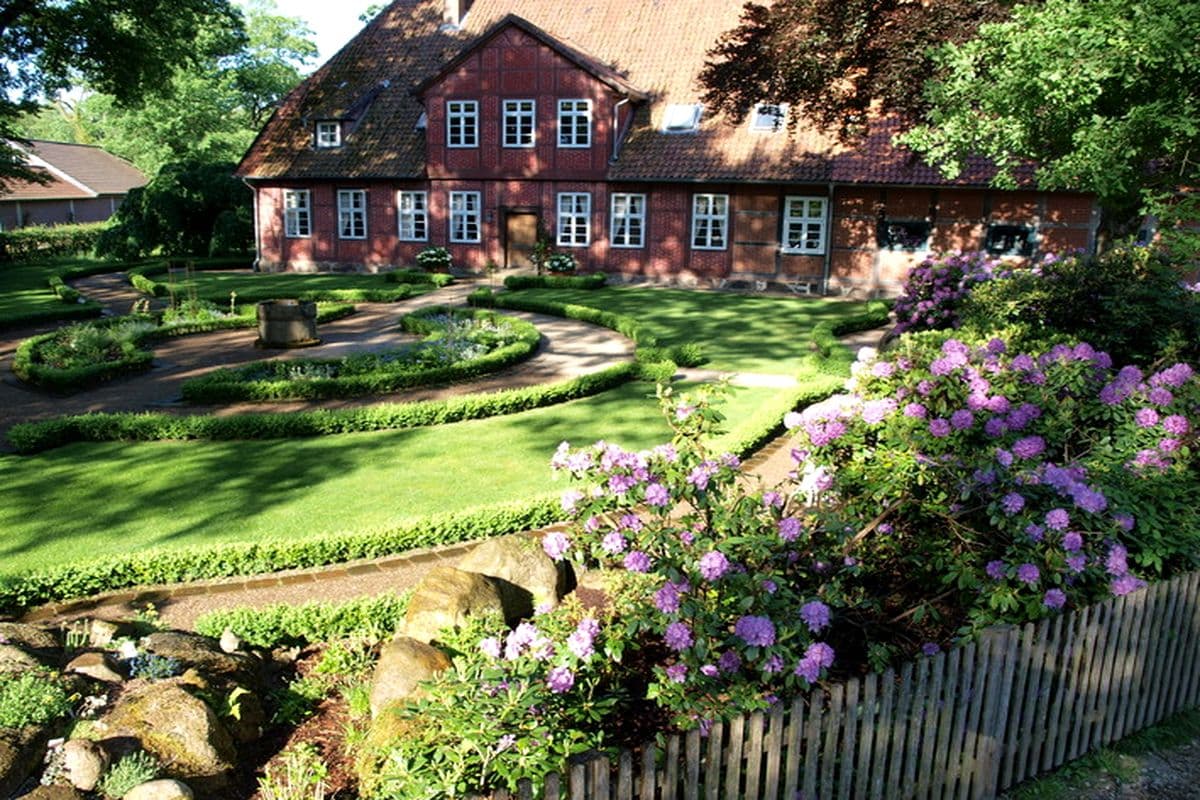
[751,103,788,132]
[315,121,342,148]
[415,112,427,131]
[663,104,702,134]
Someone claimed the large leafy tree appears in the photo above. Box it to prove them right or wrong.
[897,0,1200,217]
[15,0,316,176]
[698,0,1018,138]
[0,0,244,185]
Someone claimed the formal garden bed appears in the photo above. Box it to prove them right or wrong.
[179,307,542,403]
[128,263,450,304]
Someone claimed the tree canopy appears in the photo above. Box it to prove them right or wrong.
[0,0,244,184]
[14,0,316,176]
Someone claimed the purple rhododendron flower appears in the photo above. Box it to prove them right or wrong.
[664,622,693,652]
[783,411,803,430]
[698,550,730,581]
[872,360,896,378]
[763,655,784,674]
[904,402,928,419]
[718,650,742,673]
[1149,387,1174,406]
[1160,437,1182,452]
[1013,436,1046,460]
[480,637,502,659]
[1062,532,1084,552]
[1163,415,1190,436]
[542,531,571,561]
[1045,508,1071,530]
[799,601,832,633]
[560,489,584,514]
[806,642,836,668]
[654,583,681,614]
[1016,563,1041,585]
[735,615,777,647]
[665,663,688,683]
[862,398,898,424]
[567,626,596,660]
[700,664,719,678]
[1025,524,1045,542]
[624,550,652,573]
[601,532,627,555]
[1135,408,1160,428]
[763,491,784,508]
[1001,492,1025,516]
[644,482,671,507]
[1044,589,1067,609]
[1150,363,1194,388]
[1113,512,1135,531]
[1072,486,1108,514]
[505,622,539,660]
[986,560,1006,580]
[1111,575,1147,596]
[921,643,941,656]
[1066,554,1087,573]
[929,418,952,438]
[761,579,778,594]
[794,657,820,683]
[917,379,934,396]
[951,409,975,430]
[778,517,801,542]
[546,666,575,693]
[1106,544,1129,576]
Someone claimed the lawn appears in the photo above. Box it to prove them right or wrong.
[148,269,418,302]
[0,381,778,577]
[510,285,872,373]
[0,256,112,327]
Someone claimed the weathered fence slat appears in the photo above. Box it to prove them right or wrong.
[704,719,724,800]
[1148,580,1185,727]
[593,755,611,800]
[1085,596,1124,755]
[803,691,823,800]
[1132,582,1167,734]
[917,652,945,800]
[906,659,929,798]
[944,644,973,799]
[821,683,844,797]
[1115,586,1154,741]
[544,772,560,800]
[640,744,656,800]
[1101,591,1137,745]
[958,633,992,800]
[979,626,1019,798]
[570,762,587,800]
[839,678,860,800]
[887,663,914,797]
[1187,573,1200,708]
[1051,607,1088,770]
[1067,605,1104,762]
[854,674,878,800]
[1036,615,1067,772]
[617,752,633,800]
[664,734,680,800]
[1013,618,1050,784]
[745,711,764,800]
[1143,580,1178,730]
[932,647,962,799]
[724,712,744,800]
[684,729,700,800]
[1176,573,1200,712]
[1000,623,1033,789]
[764,704,784,800]
[783,698,804,800]
[870,670,896,800]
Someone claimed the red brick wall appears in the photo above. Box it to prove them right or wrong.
[424,27,619,182]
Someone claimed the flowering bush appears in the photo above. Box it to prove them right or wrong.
[415,246,452,271]
[544,252,578,273]
[893,251,998,334]
[790,333,1200,629]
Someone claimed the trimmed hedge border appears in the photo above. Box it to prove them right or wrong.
[0,222,108,262]
[194,592,412,647]
[467,287,707,368]
[502,273,607,291]
[180,306,541,403]
[6,361,641,452]
[11,304,357,393]
[385,268,455,288]
[0,499,563,615]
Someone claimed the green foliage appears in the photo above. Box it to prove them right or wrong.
[181,308,541,402]
[272,675,327,725]
[959,247,1200,366]
[97,160,252,259]
[127,654,183,681]
[194,593,410,648]
[0,671,73,729]
[544,252,578,273]
[899,0,1200,212]
[128,262,423,303]
[0,222,109,263]
[7,362,639,452]
[385,269,454,288]
[98,751,162,798]
[468,289,659,348]
[414,246,452,271]
[503,273,607,291]
[258,743,329,800]
[0,499,562,614]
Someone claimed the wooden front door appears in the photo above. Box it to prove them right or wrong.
[505,212,539,269]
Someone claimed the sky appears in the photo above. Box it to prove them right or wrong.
[265,1,378,63]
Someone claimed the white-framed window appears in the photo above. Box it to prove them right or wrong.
[503,99,536,147]
[751,103,788,132]
[397,191,428,241]
[662,104,702,133]
[877,219,931,252]
[985,223,1036,256]
[557,192,591,247]
[337,189,367,239]
[315,121,341,148]
[449,191,481,243]
[691,194,729,250]
[557,99,592,148]
[610,193,645,248]
[447,100,478,148]
[782,196,827,254]
[283,189,311,238]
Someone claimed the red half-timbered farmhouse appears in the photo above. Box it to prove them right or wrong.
[236,0,1100,295]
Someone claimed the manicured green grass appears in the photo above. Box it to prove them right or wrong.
[149,269,417,303]
[0,382,777,577]
[510,286,872,373]
[0,256,116,327]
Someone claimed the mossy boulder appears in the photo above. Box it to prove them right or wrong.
[140,632,258,681]
[401,566,504,644]
[457,533,571,619]
[368,636,451,717]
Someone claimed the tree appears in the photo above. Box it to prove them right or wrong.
[897,0,1200,219]
[14,0,316,176]
[698,0,1018,138]
[0,0,244,185]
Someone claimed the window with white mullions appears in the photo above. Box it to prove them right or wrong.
[783,196,827,254]
[503,99,536,147]
[610,193,645,248]
[557,192,591,247]
[283,189,311,238]
[750,103,788,132]
[449,191,481,243]
[397,191,428,241]
[691,193,729,250]
[315,121,341,148]
[557,99,592,148]
[337,189,366,239]
[447,100,478,148]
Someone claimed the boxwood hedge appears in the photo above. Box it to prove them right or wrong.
[502,273,607,291]
[194,593,412,647]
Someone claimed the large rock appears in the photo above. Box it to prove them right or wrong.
[67,651,125,684]
[140,632,257,680]
[104,683,236,783]
[62,737,109,791]
[20,786,88,800]
[457,534,570,619]
[401,567,504,644]
[0,622,58,651]
[368,636,452,717]
[123,778,195,800]
[86,618,137,648]
[0,726,51,798]
[0,643,44,673]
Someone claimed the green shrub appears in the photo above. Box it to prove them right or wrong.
[127,654,182,681]
[0,222,109,262]
[181,308,540,403]
[959,246,1200,366]
[258,743,329,800]
[503,273,606,291]
[0,671,74,728]
[386,268,454,288]
[414,246,452,272]
[98,751,161,798]
[0,498,562,614]
[8,362,639,452]
[194,593,410,648]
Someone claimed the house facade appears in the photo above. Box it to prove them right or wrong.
[237,0,1099,295]
[0,140,146,231]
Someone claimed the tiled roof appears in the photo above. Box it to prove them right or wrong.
[236,0,1011,187]
[2,140,146,200]
[1,168,94,201]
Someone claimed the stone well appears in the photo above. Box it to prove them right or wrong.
[256,299,319,348]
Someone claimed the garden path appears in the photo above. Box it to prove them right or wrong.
[0,276,635,442]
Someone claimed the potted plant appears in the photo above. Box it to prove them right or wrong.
[416,246,453,273]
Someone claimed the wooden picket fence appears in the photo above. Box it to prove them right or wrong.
[485,570,1200,800]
